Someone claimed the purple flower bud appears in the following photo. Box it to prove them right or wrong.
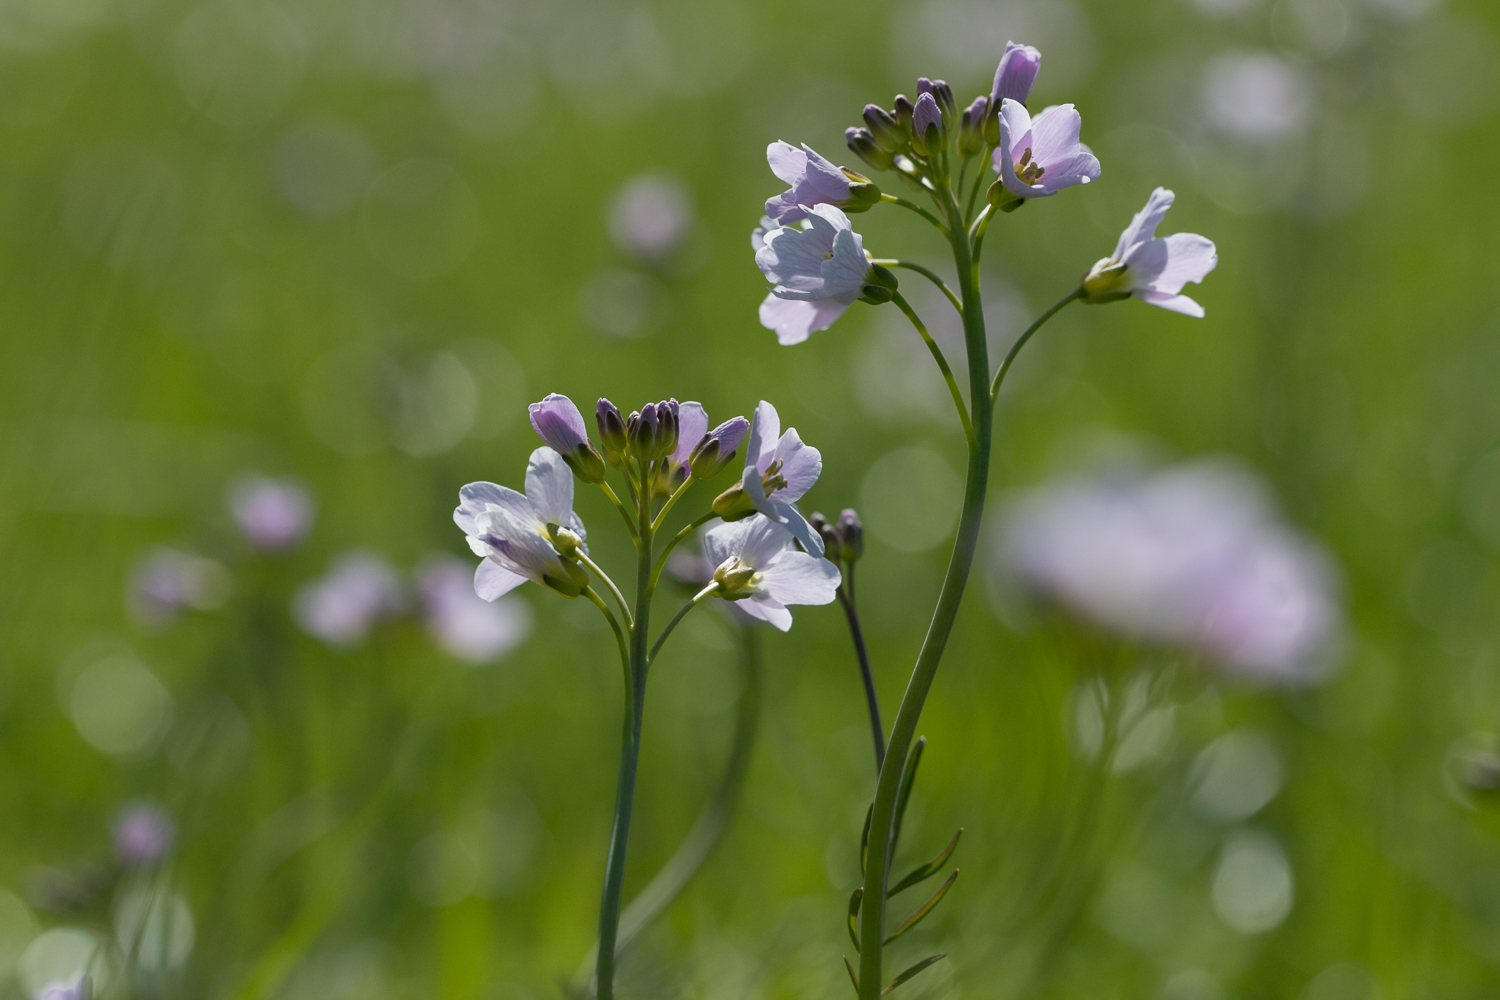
[862,104,907,153]
[629,402,660,462]
[228,474,314,552]
[958,96,988,156]
[911,93,944,155]
[113,802,176,866]
[529,393,605,483]
[846,127,893,172]
[689,416,750,480]
[596,398,627,466]
[991,41,1042,107]
[892,95,915,131]
[838,508,864,562]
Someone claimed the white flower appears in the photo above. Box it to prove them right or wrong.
[454,447,590,599]
[755,204,873,345]
[738,400,825,556]
[1083,187,1218,317]
[417,554,533,664]
[703,515,840,631]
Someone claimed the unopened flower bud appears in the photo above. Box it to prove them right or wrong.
[596,398,628,467]
[629,403,660,462]
[689,416,750,480]
[846,127,894,172]
[991,41,1042,108]
[712,562,757,599]
[841,168,882,213]
[838,508,863,563]
[810,512,842,562]
[542,557,591,598]
[892,94,915,131]
[911,92,944,156]
[530,393,606,483]
[1081,258,1132,304]
[958,96,988,156]
[920,78,957,127]
[711,481,758,522]
[657,398,680,459]
[863,104,908,153]
[859,262,899,304]
[549,524,585,558]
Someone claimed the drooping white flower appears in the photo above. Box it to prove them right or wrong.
[755,204,873,345]
[417,554,532,664]
[737,400,826,557]
[454,447,590,599]
[1082,187,1218,317]
[703,515,840,631]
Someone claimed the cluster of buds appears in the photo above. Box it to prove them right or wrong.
[810,510,864,566]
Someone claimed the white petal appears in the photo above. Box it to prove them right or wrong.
[704,519,750,567]
[742,595,793,631]
[747,400,781,473]
[455,481,527,535]
[771,429,822,502]
[1134,289,1206,317]
[759,551,842,606]
[766,141,807,185]
[822,226,871,299]
[475,558,528,600]
[672,401,709,464]
[773,501,825,557]
[525,447,575,526]
[758,295,850,345]
[737,514,795,568]
[1113,187,1175,261]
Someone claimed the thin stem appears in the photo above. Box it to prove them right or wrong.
[583,586,631,672]
[580,551,633,627]
[971,205,995,266]
[649,584,719,665]
[880,193,948,235]
[571,626,763,998]
[837,562,885,772]
[649,511,717,595]
[891,291,973,447]
[870,260,962,315]
[955,155,971,209]
[650,474,695,535]
[599,481,640,544]
[965,148,994,224]
[857,180,994,1000]
[989,288,1084,404]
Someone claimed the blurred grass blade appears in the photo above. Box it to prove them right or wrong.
[847,886,864,950]
[844,956,861,994]
[888,827,962,898]
[881,954,945,996]
[860,802,873,874]
[883,869,958,944]
[892,737,926,851]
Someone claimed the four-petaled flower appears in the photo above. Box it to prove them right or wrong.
[763,142,875,225]
[756,204,873,345]
[1082,187,1218,317]
[737,400,826,556]
[456,447,591,600]
[992,99,1100,200]
[704,514,841,631]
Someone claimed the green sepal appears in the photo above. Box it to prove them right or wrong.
[881,955,945,996]
[847,887,863,951]
[883,869,958,945]
[889,827,962,898]
[892,737,926,851]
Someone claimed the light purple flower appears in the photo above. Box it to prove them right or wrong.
[454,447,591,600]
[34,977,91,1000]
[763,142,854,225]
[703,515,840,631]
[228,474,314,552]
[668,401,710,468]
[756,204,872,346]
[911,92,944,152]
[608,173,694,262]
[992,99,1100,199]
[992,41,1042,106]
[114,802,176,866]
[1083,188,1218,317]
[739,401,825,556]
[529,393,605,482]
[292,550,404,647]
[128,548,231,628]
[417,554,533,664]
[1000,459,1340,683]
[689,415,751,479]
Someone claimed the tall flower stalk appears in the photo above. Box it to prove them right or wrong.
[758,44,1216,997]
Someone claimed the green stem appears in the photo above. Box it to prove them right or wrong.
[965,147,994,224]
[870,260,962,315]
[595,494,656,1000]
[857,180,993,1000]
[599,481,639,543]
[970,205,994,266]
[880,193,948,235]
[649,584,718,665]
[649,511,717,594]
[989,288,1083,404]
[891,291,973,447]
[837,562,885,772]
[650,475,695,535]
[580,554,633,628]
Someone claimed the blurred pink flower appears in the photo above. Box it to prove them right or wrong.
[293,551,404,647]
[417,554,532,664]
[128,548,231,628]
[608,173,693,262]
[113,801,175,866]
[1001,459,1341,683]
[228,474,314,552]
[34,977,90,1000]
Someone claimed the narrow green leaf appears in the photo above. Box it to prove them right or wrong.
[888,828,963,898]
[883,869,958,944]
[881,954,945,996]
[843,956,860,995]
[892,737,926,851]
[859,803,873,875]
[847,887,863,951]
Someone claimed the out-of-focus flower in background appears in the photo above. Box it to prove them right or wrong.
[228,473,314,552]
[127,548,231,629]
[33,975,91,1000]
[1200,51,1312,144]
[417,555,532,665]
[112,802,175,867]
[293,551,404,647]
[607,173,694,264]
[999,458,1342,682]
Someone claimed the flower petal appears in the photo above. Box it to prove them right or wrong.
[475,558,528,600]
[742,595,793,631]
[771,428,822,502]
[759,551,842,606]
[746,400,781,474]
[1124,233,1218,293]
[766,140,807,185]
[455,481,529,535]
[528,394,589,454]
[704,519,749,569]
[1134,289,1206,317]
[756,225,836,291]
[821,227,871,301]
[1028,103,1082,164]
[672,401,710,465]
[1037,148,1100,192]
[795,144,852,204]
[758,294,849,345]
[524,447,575,527]
[737,514,794,567]
[1113,187,1175,262]
[771,500,825,556]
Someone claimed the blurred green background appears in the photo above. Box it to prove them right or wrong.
[3,0,1500,997]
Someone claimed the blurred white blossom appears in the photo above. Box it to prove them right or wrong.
[228,474,314,552]
[112,803,175,867]
[417,554,532,664]
[607,173,694,263]
[128,548,231,628]
[1201,52,1312,142]
[293,551,404,647]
